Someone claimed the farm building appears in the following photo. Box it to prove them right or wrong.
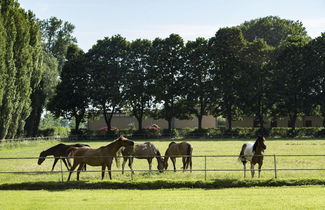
[87,114,324,130]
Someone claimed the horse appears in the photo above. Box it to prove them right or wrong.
[67,136,134,181]
[238,136,267,178]
[38,143,90,171]
[119,142,164,174]
[164,141,192,172]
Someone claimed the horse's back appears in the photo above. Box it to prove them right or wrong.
[240,142,254,162]
[134,142,157,158]
[167,142,191,156]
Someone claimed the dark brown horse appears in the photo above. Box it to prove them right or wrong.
[164,141,192,172]
[239,136,267,178]
[67,136,134,181]
[120,142,164,174]
[38,143,90,171]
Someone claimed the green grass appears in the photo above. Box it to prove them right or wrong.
[1,138,325,184]
[1,186,325,210]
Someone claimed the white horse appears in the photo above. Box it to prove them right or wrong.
[239,136,266,178]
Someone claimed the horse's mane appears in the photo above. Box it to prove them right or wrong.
[253,136,264,152]
[168,141,176,148]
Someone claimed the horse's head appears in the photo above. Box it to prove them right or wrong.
[38,151,46,165]
[257,136,266,151]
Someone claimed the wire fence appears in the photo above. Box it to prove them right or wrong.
[1,154,325,182]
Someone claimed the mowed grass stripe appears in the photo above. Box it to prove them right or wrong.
[1,186,325,210]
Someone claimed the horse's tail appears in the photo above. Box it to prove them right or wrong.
[238,144,247,162]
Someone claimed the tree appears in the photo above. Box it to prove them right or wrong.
[25,16,75,137]
[0,0,43,139]
[48,45,89,132]
[303,33,325,120]
[182,37,214,130]
[270,36,311,130]
[87,35,129,129]
[149,34,185,131]
[237,39,274,129]
[240,16,309,47]
[209,27,247,130]
[124,39,153,131]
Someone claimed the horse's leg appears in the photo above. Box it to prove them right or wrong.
[129,157,135,174]
[51,158,59,171]
[171,157,176,172]
[242,161,247,178]
[122,157,127,174]
[62,158,70,170]
[189,156,192,173]
[258,163,263,178]
[147,158,152,172]
[182,157,186,172]
[101,165,106,179]
[107,163,112,180]
[67,162,79,181]
[76,163,84,181]
[250,163,255,178]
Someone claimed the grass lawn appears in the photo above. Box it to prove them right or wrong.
[1,138,325,183]
[1,186,325,210]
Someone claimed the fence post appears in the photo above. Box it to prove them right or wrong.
[204,156,207,181]
[273,154,277,179]
[59,157,64,182]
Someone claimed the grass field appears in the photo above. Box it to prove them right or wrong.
[1,186,325,210]
[1,138,325,184]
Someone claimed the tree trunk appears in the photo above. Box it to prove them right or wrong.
[197,115,203,130]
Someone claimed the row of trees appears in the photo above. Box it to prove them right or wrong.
[49,16,325,134]
[0,0,76,139]
[0,0,324,139]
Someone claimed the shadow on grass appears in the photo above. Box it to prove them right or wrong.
[1,178,325,191]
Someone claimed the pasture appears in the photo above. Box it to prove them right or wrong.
[0,138,325,184]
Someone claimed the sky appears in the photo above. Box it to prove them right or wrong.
[19,0,325,51]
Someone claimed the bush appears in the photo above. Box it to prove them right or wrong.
[38,126,70,137]
[132,128,161,139]
[161,129,178,137]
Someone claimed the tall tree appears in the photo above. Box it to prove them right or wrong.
[48,44,89,132]
[149,34,185,131]
[238,39,274,129]
[124,39,153,131]
[182,37,214,130]
[209,27,246,130]
[87,35,129,129]
[0,0,43,139]
[270,36,311,130]
[25,16,75,137]
[240,16,309,47]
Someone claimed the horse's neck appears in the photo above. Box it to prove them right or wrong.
[44,147,56,156]
[105,141,122,154]
[254,145,263,155]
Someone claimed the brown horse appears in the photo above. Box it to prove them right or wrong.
[239,136,267,178]
[120,142,164,174]
[38,143,90,171]
[164,141,192,172]
[67,136,134,181]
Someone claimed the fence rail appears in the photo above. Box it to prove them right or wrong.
[1,154,325,182]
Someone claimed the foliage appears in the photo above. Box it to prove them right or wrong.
[0,0,43,139]
[48,44,89,133]
[86,35,129,129]
[149,34,185,130]
[240,16,309,47]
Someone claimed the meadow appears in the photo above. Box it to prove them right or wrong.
[0,138,325,184]
[1,138,325,209]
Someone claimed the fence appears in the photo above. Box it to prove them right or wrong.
[1,154,325,182]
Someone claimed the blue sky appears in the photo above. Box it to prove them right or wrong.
[19,0,325,51]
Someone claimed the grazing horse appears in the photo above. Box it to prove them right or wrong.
[238,136,267,178]
[67,136,134,181]
[164,141,193,172]
[38,143,90,171]
[120,142,164,174]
